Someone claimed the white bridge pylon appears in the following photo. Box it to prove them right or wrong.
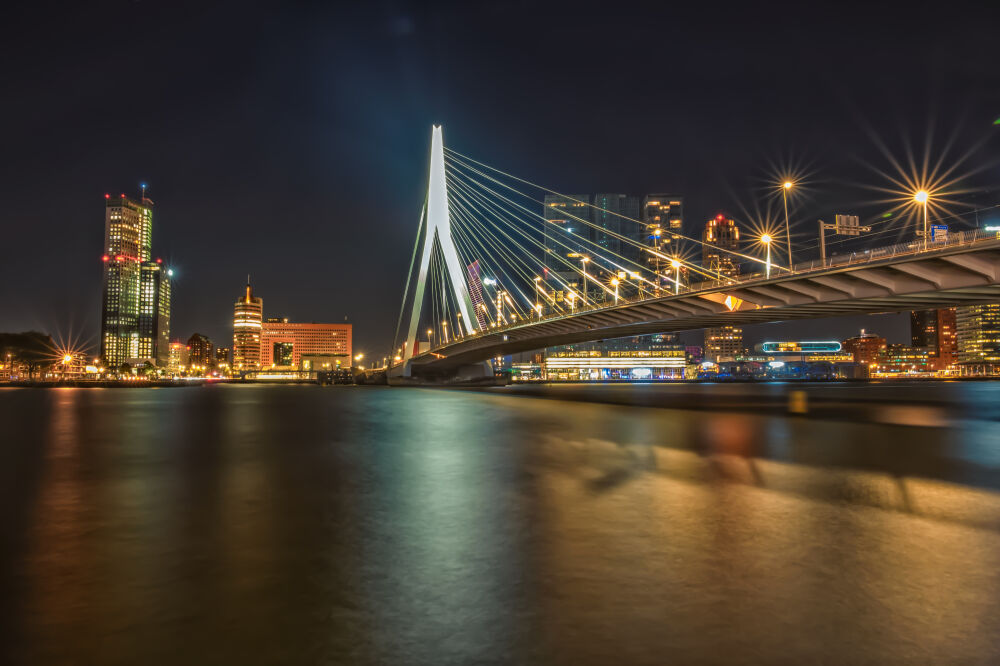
[403,126,477,361]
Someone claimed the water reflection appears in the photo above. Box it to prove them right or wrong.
[1,385,999,664]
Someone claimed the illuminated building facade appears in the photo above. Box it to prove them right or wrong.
[842,330,887,365]
[876,344,933,374]
[641,195,683,269]
[137,261,171,366]
[702,214,741,360]
[259,321,352,368]
[911,307,957,370]
[543,195,591,299]
[593,194,640,261]
[100,193,154,368]
[956,304,1000,373]
[187,333,214,371]
[168,341,190,374]
[215,347,230,367]
[751,341,852,363]
[540,334,688,380]
[704,325,744,362]
[233,281,263,370]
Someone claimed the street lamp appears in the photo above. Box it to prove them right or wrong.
[761,234,772,278]
[915,190,929,249]
[580,257,590,306]
[782,181,794,269]
[441,320,448,344]
[427,328,433,348]
[670,258,681,294]
[611,277,620,304]
[534,276,542,318]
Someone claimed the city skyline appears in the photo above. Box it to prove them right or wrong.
[3,3,1000,356]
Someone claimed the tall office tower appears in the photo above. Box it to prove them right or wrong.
[100,193,154,368]
[701,214,740,278]
[701,214,742,361]
[233,280,263,370]
[137,260,171,366]
[641,195,683,259]
[911,307,957,370]
[592,194,641,262]
[542,195,591,295]
[187,333,214,370]
[956,304,1000,371]
[215,347,230,367]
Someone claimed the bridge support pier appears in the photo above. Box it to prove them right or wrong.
[388,360,499,386]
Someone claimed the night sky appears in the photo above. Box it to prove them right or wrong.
[2,1,999,356]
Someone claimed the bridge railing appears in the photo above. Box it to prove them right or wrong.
[428,227,1000,352]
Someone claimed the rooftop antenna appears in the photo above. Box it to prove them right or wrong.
[140,182,147,200]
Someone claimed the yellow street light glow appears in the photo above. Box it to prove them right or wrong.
[670,259,681,268]
[761,234,772,243]
[610,278,619,286]
[914,190,929,203]
[354,353,363,361]
[62,354,73,364]
[783,181,793,189]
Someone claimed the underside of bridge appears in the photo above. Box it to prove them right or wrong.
[404,243,1000,378]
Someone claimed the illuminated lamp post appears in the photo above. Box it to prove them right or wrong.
[534,276,542,318]
[611,277,620,304]
[914,190,929,250]
[761,234,772,279]
[670,258,682,294]
[782,181,793,269]
[580,257,590,306]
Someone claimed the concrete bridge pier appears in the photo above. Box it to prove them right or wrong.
[387,360,500,386]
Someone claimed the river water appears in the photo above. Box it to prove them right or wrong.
[2,383,1000,664]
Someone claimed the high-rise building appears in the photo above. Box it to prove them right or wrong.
[956,304,1000,373]
[542,194,591,288]
[702,215,742,361]
[592,194,640,262]
[215,347,230,367]
[233,280,263,370]
[911,308,957,370]
[641,195,683,262]
[187,333,214,371]
[100,193,154,368]
[138,261,171,366]
[259,321,352,368]
[168,341,190,374]
[842,329,887,365]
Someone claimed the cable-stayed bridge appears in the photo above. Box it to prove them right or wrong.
[390,126,1000,381]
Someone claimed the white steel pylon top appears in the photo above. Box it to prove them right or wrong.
[404,126,477,359]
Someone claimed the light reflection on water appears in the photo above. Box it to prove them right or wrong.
[1,384,1000,664]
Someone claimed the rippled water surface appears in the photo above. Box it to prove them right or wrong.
[2,384,1000,664]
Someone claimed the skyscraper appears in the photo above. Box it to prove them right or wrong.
[100,192,162,368]
[233,280,263,370]
[138,261,171,367]
[911,308,957,370]
[542,194,591,303]
[592,194,641,262]
[702,215,742,361]
[542,194,591,272]
[956,304,1000,373]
